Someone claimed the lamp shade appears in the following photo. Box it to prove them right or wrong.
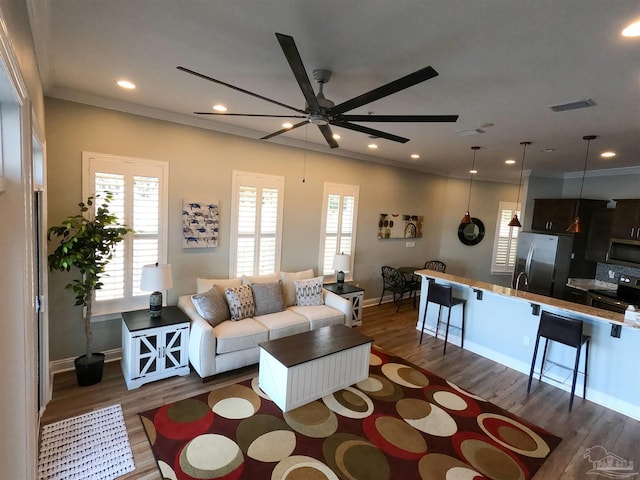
[333,254,351,273]
[140,263,173,292]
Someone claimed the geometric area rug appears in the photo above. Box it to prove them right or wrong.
[139,347,561,480]
[38,404,135,480]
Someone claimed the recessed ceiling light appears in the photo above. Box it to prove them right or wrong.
[505,159,516,165]
[469,169,478,174]
[622,20,640,37]
[368,143,378,149]
[213,104,228,112]
[116,80,136,90]
[332,134,341,140]
[282,122,293,129]
[601,151,616,158]
[540,148,555,153]
[410,154,420,159]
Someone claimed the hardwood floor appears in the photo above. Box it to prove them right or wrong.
[41,302,640,479]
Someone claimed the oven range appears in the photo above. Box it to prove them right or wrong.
[587,275,640,314]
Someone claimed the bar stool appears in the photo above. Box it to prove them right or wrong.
[527,311,590,411]
[419,281,466,354]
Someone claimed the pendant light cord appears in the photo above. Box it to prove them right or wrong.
[515,142,530,207]
[466,147,479,212]
[578,137,592,201]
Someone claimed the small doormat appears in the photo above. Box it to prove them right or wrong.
[139,347,561,479]
[38,404,135,480]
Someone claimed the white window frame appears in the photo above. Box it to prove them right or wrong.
[318,182,359,281]
[229,171,284,278]
[491,201,520,274]
[82,151,169,316]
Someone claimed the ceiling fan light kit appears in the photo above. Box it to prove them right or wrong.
[179,32,458,149]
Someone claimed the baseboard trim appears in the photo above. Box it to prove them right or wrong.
[49,348,122,377]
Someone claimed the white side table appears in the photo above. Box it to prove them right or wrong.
[324,283,365,326]
[121,306,190,389]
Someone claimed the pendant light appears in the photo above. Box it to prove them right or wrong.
[461,146,480,224]
[566,135,596,233]
[508,141,531,228]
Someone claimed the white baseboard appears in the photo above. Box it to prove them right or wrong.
[49,348,122,377]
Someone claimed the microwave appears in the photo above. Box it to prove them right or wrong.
[608,238,640,267]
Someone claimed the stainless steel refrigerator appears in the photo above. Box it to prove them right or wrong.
[512,232,575,298]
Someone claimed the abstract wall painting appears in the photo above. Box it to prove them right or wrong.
[378,213,423,239]
[182,200,219,248]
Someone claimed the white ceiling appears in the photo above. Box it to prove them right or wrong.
[29,0,640,182]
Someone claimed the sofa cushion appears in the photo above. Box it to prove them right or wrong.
[225,285,256,320]
[242,272,280,285]
[253,309,310,340]
[251,281,285,316]
[213,318,269,354]
[289,305,345,330]
[191,285,230,327]
[280,269,314,307]
[197,277,241,294]
[295,276,325,306]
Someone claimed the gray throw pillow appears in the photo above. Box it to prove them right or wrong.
[224,285,256,320]
[191,285,230,327]
[251,281,285,316]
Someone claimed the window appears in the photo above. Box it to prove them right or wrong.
[82,152,168,315]
[230,171,284,277]
[319,183,359,280]
[491,201,520,273]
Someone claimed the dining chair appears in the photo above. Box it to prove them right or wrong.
[379,266,419,312]
[423,260,446,273]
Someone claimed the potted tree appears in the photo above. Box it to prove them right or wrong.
[48,192,132,386]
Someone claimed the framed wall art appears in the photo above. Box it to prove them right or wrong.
[182,200,219,248]
[377,213,423,239]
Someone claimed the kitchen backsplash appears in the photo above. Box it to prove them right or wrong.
[595,263,640,283]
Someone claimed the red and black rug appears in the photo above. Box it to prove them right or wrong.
[139,347,560,479]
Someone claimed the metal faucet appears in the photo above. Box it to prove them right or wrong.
[515,271,529,294]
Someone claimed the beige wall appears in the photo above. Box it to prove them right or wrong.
[46,97,520,360]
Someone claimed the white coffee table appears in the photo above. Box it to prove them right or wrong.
[258,325,373,412]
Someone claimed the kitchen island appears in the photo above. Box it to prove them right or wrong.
[415,270,640,420]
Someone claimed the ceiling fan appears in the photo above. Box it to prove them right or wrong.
[178,33,458,149]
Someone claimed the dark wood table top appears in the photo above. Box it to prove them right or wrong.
[121,306,189,332]
[259,324,373,368]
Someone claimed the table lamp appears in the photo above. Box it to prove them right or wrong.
[333,253,351,288]
[140,262,173,317]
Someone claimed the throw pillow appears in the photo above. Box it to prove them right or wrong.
[197,277,241,294]
[224,285,256,320]
[251,281,285,316]
[280,269,314,306]
[241,272,280,285]
[294,276,325,306]
[191,285,230,327]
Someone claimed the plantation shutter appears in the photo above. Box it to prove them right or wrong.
[83,152,168,315]
[231,172,284,277]
[492,201,520,273]
[319,183,359,278]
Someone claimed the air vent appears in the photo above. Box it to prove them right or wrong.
[456,128,485,136]
[548,99,596,112]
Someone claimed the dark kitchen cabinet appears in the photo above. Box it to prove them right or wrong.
[585,208,614,262]
[531,198,607,234]
[610,199,640,240]
[564,286,588,305]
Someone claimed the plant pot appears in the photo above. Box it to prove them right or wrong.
[74,353,106,386]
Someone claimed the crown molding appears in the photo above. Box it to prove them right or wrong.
[563,165,640,179]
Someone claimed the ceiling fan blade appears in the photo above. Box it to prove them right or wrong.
[260,120,308,140]
[330,66,439,115]
[339,114,458,123]
[177,66,307,115]
[194,112,307,118]
[318,124,339,149]
[275,33,320,112]
[331,120,410,144]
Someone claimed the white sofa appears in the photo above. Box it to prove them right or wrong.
[178,270,353,378]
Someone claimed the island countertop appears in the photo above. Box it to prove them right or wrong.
[414,269,636,328]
